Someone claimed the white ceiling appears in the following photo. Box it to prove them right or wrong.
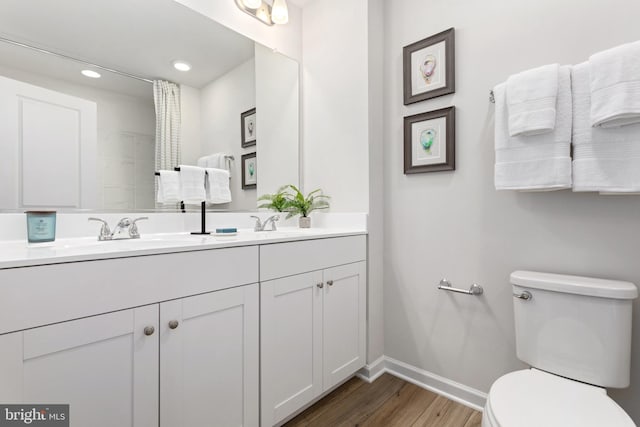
[0,0,255,96]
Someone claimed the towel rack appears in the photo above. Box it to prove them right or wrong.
[154,157,235,176]
[437,278,484,296]
[489,90,495,103]
[155,167,194,176]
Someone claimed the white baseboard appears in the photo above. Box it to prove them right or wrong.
[356,355,386,383]
[356,356,487,411]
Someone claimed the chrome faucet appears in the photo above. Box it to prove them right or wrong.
[128,217,148,239]
[110,217,133,238]
[88,217,148,241]
[88,218,111,241]
[250,215,280,232]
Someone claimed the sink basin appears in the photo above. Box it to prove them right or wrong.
[27,234,207,256]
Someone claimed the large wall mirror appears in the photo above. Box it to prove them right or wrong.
[0,0,299,212]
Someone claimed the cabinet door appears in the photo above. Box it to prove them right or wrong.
[261,271,323,427]
[160,284,259,427]
[323,262,367,390]
[0,306,159,427]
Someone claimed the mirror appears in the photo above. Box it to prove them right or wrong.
[0,0,299,212]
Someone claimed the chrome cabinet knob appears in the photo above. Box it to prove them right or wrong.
[327,280,334,287]
[144,326,155,336]
[317,283,324,289]
[168,320,179,329]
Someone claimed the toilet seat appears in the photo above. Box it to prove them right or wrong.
[483,369,634,427]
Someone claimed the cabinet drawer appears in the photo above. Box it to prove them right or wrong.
[0,246,258,335]
[259,235,366,281]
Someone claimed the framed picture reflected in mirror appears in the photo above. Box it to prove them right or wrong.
[242,152,257,189]
[241,108,257,148]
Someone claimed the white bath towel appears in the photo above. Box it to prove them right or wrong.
[197,153,228,170]
[506,64,560,137]
[178,165,206,203]
[156,170,180,204]
[572,62,640,192]
[205,168,232,204]
[589,41,640,128]
[494,66,572,191]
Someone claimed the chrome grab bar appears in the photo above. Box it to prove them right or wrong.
[513,291,532,301]
[437,279,484,296]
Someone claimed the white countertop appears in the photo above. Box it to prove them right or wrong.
[0,228,367,269]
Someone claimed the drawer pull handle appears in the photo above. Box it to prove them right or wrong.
[168,320,179,330]
[327,280,334,287]
[317,283,324,289]
[143,326,155,336]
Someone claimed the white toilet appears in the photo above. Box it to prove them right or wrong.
[483,270,638,427]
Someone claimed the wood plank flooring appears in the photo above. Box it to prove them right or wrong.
[285,374,482,427]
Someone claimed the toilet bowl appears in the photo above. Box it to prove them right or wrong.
[482,271,638,427]
[482,369,634,427]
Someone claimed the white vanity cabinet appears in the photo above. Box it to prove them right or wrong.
[0,306,159,427]
[160,284,259,427]
[0,246,260,427]
[0,232,368,427]
[259,236,367,426]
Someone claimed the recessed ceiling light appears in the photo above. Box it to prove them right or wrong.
[81,70,101,79]
[173,61,192,72]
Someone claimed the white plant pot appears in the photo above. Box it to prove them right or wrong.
[299,216,311,228]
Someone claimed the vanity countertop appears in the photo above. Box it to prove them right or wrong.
[0,228,367,269]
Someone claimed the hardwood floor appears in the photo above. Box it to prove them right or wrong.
[285,374,482,427]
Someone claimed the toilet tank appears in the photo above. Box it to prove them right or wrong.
[511,270,638,388]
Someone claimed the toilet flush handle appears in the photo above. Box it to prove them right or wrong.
[513,291,532,301]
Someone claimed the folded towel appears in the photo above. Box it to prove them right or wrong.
[589,41,640,128]
[156,171,180,204]
[178,165,206,204]
[197,153,228,170]
[506,64,560,137]
[494,66,572,191]
[572,62,640,192]
[205,168,232,204]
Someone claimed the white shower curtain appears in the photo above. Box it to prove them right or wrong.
[153,80,181,172]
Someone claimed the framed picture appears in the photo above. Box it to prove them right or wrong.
[404,106,455,174]
[403,28,455,105]
[241,152,257,189]
[241,108,257,148]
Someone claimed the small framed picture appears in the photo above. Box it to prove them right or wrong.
[241,108,257,148]
[403,28,455,105]
[241,152,257,189]
[404,106,455,174]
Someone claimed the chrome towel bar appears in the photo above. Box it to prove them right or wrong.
[438,279,484,296]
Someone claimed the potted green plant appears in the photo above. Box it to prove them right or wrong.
[284,185,330,228]
[257,186,290,212]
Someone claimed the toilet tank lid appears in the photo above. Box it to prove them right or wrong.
[511,271,638,299]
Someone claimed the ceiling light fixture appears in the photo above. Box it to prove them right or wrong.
[234,0,289,26]
[172,60,192,72]
[271,0,289,25]
[81,69,101,78]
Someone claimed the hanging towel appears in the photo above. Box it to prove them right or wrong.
[589,41,640,128]
[178,165,206,204]
[506,64,560,137]
[572,62,640,192]
[205,168,232,204]
[494,66,572,191]
[197,153,228,170]
[156,170,180,204]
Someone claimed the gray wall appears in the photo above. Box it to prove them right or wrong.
[382,0,640,420]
